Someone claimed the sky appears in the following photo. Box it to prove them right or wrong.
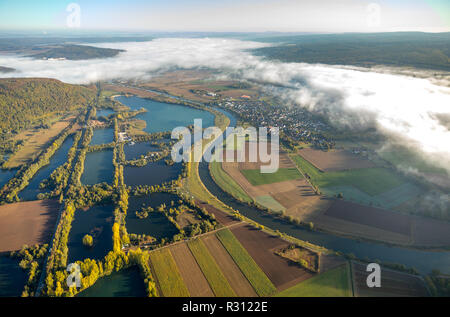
[0,0,449,33]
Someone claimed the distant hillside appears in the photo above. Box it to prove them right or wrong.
[0,78,96,133]
[28,44,124,60]
[0,66,15,73]
[252,32,450,71]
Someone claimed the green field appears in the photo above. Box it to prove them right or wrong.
[210,161,252,202]
[275,264,352,297]
[241,168,303,186]
[216,229,277,296]
[149,249,190,297]
[291,154,404,196]
[187,238,236,297]
[255,195,286,212]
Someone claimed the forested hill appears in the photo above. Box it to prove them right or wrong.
[0,78,96,133]
[252,32,450,71]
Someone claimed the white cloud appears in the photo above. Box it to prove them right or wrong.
[1,37,450,174]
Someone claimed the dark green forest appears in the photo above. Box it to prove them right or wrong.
[252,32,450,71]
[0,78,95,133]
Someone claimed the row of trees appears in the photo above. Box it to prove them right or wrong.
[10,244,48,297]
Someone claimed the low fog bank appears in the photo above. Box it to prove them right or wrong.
[1,38,449,177]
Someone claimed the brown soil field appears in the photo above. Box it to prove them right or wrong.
[0,200,59,252]
[195,201,240,226]
[298,148,375,172]
[169,243,214,297]
[231,224,314,291]
[324,200,412,236]
[202,234,257,297]
[412,217,450,247]
[5,119,72,168]
[320,254,347,273]
[272,179,333,218]
[351,261,429,297]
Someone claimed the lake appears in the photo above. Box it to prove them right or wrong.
[123,160,182,187]
[126,193,180,239]
[96,109,115,118]
[115,96,215,134]
[67,205,114,264]
[77,267,146,297]
[90,128,114,145]
[81,150,114,185]
[0,169,16,190]
[19,135,74,201]
[124,142,161,161]
[0,255,26,297]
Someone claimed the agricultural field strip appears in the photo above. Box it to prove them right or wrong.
[170,243,215,297]
[202,235,257,297]
[148,248,190,297]
[187,237,236,297]
[216,229,277,296]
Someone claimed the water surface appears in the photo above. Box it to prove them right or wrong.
[126,193,180,239]
[19,136,74,201]
[123,160,181,187]
[67,205,114,263]
[0,255,26,297]
[77,267,146,297]
[116,96,215,133]
[81,150,114,185]
[90,128,114,145]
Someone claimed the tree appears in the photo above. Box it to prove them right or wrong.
[82,234,94,248]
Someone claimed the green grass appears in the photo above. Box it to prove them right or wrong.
[255,195,286,212]
[187,238,236,297]
[149,249,190,297]
[241,168,303,186]
[291,154,404,196]
[276,264,352,297]
[210,161,252,203]
[216,229,277,296]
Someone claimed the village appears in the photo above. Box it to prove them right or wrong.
[213,97,335,150]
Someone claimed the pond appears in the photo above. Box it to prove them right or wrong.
[67,205,114,264]
[0,255,26,297]
[0,169,16,190]
[124,142,161,161]
[96,109,115,118]
[123,160,182,187]
[77,267,146,297]
[90,128,114,145]
[126,193,180,239]
[19,135,74,201]
[81,150,114,185]
[115,96,215,134]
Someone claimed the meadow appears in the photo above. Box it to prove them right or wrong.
[241,168,303,186]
